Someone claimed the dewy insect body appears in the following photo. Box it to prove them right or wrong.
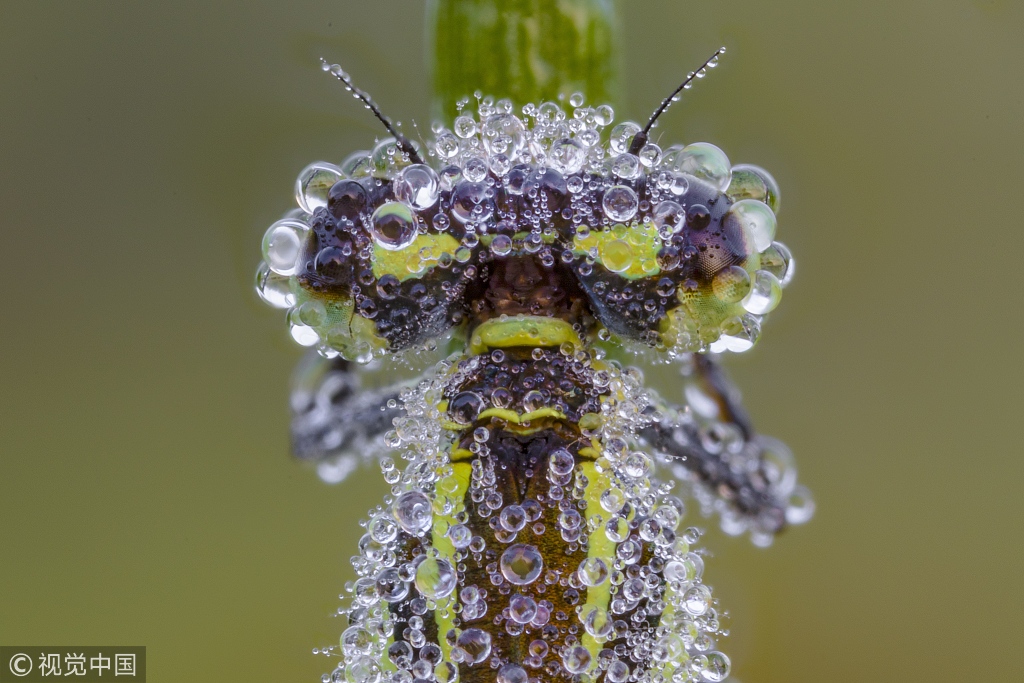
[257,50,811,683]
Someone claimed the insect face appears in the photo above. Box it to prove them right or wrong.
[259,96,791,362]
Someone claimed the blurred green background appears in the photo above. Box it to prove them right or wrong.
[1,1,1021,681]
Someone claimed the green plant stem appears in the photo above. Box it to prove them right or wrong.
[428,0,620,124]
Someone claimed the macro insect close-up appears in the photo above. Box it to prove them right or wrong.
[3,2,1023,683]
[259,27,810,681]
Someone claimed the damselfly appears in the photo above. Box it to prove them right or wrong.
[256,43,812,683]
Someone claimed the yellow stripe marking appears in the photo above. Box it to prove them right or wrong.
[468,316,582,354]
[440,407,569,431]
[432,461,472,666]
[372,234,460,282]
[579,461,615,671]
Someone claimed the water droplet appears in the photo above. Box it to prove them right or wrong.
[605,517,629,542]
[500,544,544,585]
[498,664,528,683]
[523,389,545,412]
[414,557,457,600]
[741,270,782,314]
[653,201,684,234]
[610,122,641,154]
[328,179,369,220]
[370,201,417,251]
[395,164,441,210]
[562,645,592,674]
[549,138,586,174]
[262,219,308,276]
[435,132,460,159]
[463,156,489,183]
[339,150,373,178]
[652,633,685,664]
[375,567,410,602]
[611,153,641,179]
[594,104,615,126]
[509,594,537,623]
[454,628,491,665]
[549,449,575,476]
[672,143,732,191]
[606,660,630,683]
[490,234,513,256]
[388,641,413,669]
[393,490,432,535]
[480,113,526,157]
[786,485,815,525]
[345,656,380,683]
[449,391,485,424]
[683,584,712,615]
[602,185,638,222]
[296,162,343,214]
[255,262,296,309]
[727,163,781,213]
[500,505,527,532]
[341,626,374,656]
[435,662,457,683]
[578,557,610,587]
[451,180,493,224]
[453,115,477,138]
[682,207,711,238]
[701,652,731,682]
[448,523,472,549]
[582,604,614,639]
[639,143,663,168]
[623,452,651,478]
[712,265,752,303]
[725,199,777,252]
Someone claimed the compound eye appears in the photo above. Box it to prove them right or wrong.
[328,179,369,221]
[571,166,789,354]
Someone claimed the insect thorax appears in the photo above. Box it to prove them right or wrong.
[354,339,732,683]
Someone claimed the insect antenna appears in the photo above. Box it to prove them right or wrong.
[628,46,727,155]
[319,58,425,165]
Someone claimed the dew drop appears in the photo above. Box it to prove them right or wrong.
[741,270,782,314]
[296,162,343,214]
[255,262,296,309]
[712,265,752,304]
[498,664,528,683]
[500,544,544,585]
[370,202,417,251]
[602,185,638,222]
[393,491,432,536]
[491,234,513,256]
[262,219,308,276]
[509,594,537,624]
[414,557,457,600]
[549,138,586,174]
[562,645,591,674]
[673,143,732,191]
[578,557,610,587]
[454,628,492,665]
[395,164,441,210]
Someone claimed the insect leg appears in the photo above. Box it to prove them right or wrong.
[289,351,408,482]
[641,355,811,542]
